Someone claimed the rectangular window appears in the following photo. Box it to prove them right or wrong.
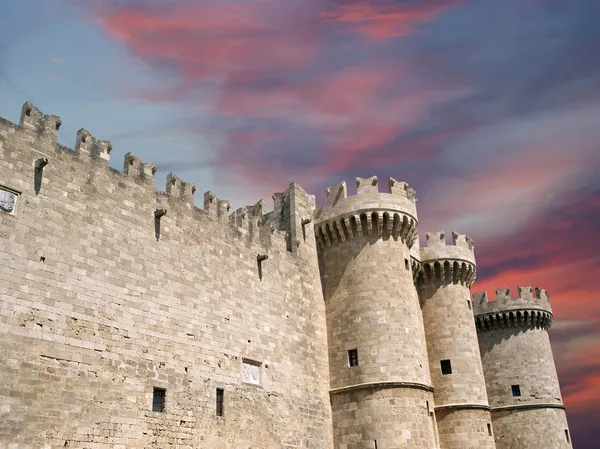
[405,258,410,270]
[216,388,224,417]
[511,385,521,397]
[565,429,570,443]
[348,349,359,367]
[152,387,166,412]
[440,359,452,375]
[487,423,493,436]
[467,300,472,310]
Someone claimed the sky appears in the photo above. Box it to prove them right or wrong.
[1,0,599,446]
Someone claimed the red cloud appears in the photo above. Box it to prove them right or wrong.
[97,1,320,84]
[321,0,465,39]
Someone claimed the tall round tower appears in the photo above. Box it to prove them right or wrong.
[417,231,496,449]
[315,176,438,449]
[473,287,573,449]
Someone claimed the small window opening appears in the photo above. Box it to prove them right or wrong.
[374,440,378,449]
[25,108,31,117]
[348,349,359,367]
[565,429,570,443]
[487,423,492,436]
[467,300,472,310]
[440,359,452,375]
[216,388,224,417]
[405,258,410,270]
[152,387,166,412]
[511,385,521,397]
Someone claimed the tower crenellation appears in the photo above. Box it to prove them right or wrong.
[473,286,553,333]
[419,230,477,287]
[315,176,418,249]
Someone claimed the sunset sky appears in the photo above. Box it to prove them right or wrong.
[1,0,599,446]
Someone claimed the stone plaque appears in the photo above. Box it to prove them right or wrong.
[0,188,17,216]
[242,361,260,385]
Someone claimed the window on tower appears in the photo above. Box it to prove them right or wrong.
[511,385,521,397]
[348,349,359,367]
[440,359,452,375]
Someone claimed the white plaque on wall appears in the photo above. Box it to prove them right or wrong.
[242,360,260,385]
[0,188,17,216]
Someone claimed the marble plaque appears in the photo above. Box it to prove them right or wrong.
[0,188,17,216]
[242,361,260,385]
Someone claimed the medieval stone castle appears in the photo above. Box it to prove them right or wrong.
[0,101,572,449]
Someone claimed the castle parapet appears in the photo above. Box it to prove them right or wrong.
[315,176,418,249]
[473,286,553,332]
[123,153,156,185]
[76,129,112,163]
[19,102,62,143]
[418,231,476,286]
[204,191,230,221]
[167,173,196,203]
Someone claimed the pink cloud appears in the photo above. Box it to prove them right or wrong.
[50,58,64,63]
[321,0,465,39]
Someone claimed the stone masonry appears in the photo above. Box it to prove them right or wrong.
[0,102,572,448]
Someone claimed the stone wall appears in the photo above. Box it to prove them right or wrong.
[0,104,333,448]
[490,408,572,449]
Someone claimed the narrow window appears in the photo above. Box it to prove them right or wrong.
[405,258,410,270]
[374,440,378,449]
[152,387,166,412]
[565,429,570,443]
[487,423,492,436]
[467,300,472,310]
[348,349,359,367]
[511,385,521,397]
[426,400,430,415]
[216,388,224,417]
[440,359,452,375]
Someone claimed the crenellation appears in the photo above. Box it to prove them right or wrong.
[203,191,230,220]
[75,128,111,162]
[19,101,42,131]
[166,173,195,203]
[355,175,378,195]
[325,180,346,205]
[123,152,155,185]
[472,286,554,332]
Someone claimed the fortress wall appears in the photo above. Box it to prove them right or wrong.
[477,326,563,407]
[435,408,496,449]
[322,237,430,387]
[420,282,489,404]
[490,408,572,449]
[0,107,333,448]
[330,387,436,449]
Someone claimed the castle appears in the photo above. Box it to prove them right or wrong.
[0,101,572,449]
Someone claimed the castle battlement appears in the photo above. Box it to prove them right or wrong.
[314,176,418,249]
[417,231,476,287]
[0,101,312,255]
[473,287,553,332]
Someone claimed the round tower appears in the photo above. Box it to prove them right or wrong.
[417,231,496,449]
[315,176,437,449]
[473,287,573,449]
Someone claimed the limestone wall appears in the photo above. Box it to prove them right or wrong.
[0,104,333,448]
[490,408,572,449]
